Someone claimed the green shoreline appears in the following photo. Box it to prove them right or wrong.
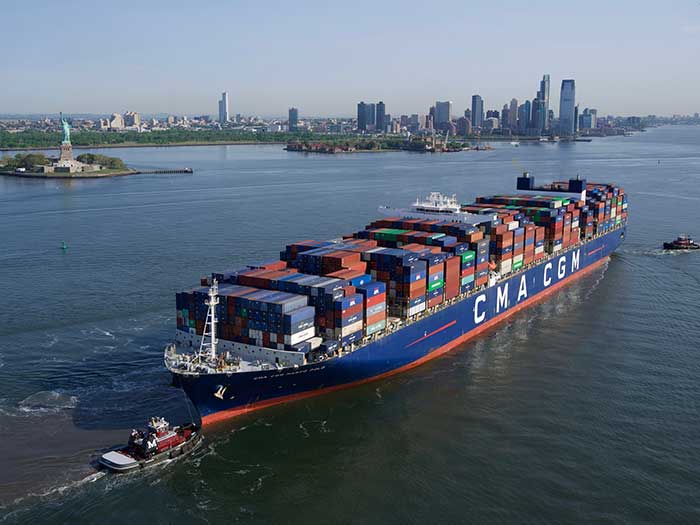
[0,141,287,152]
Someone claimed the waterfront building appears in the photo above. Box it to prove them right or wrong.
[288,107,299,131]
[501,105,510,130]
[109,113,125,130]
[486,109,499,120]
[537,75,551,130]
[368,103,376,130]
[218,92,229,124]
[579,108,597,129]
[531,98,545,134]
[434,101,452,131]
[517,101,531,135]
[559,79,576,136]
[456,116,472,136]
[471,95,484,129]
[574,105,579,134]
[464,108,471,121]
[376,101,386,131]
[483,117,499,132]
[123,111,140,127]
[357,102,368,131]
[509,98,518,129]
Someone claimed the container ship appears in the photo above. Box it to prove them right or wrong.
[165,174,628,425]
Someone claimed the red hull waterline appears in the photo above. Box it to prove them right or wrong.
[202,255,610,426]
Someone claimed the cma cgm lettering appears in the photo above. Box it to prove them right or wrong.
[165,176,627,424]
[474,249,581,323]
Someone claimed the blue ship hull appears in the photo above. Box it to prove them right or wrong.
[173,227,626,424]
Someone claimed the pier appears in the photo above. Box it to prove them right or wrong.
[136,168,193,174]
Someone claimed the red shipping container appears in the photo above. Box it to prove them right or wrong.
[366,293,387,308]
[476,262,489,273]
[428,296,443,308]
[428,263,443,275]
[337,303,363,318]
[366,312,386,326]
[465,231,485,242]
[261,260,287,271]
[495,231,514,247]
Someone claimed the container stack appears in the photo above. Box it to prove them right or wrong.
[356,281,387,336]
[446,244,475,294]
[423,252,448,308]
[325,293,364,346]
[364,248,429,318]
[584,183,628,235]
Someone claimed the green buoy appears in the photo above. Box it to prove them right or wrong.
[61,241,68,250]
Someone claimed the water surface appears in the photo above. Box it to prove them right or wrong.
[1,127,699,523]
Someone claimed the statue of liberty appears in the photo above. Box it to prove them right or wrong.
[60,112,71,144]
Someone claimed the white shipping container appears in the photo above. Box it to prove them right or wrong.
[507,221,519,231]
[535,245,545,254]
[284,326,316,345]
[497,259,512,271]
[552,244,562,252]
[611,208,617,218]
[309,336,323,350]
[513,254,524,263]
[339,320,363,337]
[365,319,387,335]
[408,302,427,316]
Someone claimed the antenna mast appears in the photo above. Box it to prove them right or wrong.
[199,279,219,360]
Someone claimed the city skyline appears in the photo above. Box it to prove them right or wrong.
[3,0,700,116]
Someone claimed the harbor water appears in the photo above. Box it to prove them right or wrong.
[1,127,699,523]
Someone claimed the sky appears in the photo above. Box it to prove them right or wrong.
[3,0,699,117]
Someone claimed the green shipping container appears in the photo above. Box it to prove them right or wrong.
[428,280,444,292]
[512,260,524,271]
[461,250,475,263]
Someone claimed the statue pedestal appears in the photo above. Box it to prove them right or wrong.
[60,142,73,161]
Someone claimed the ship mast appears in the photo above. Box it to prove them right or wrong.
[199,279,219,360]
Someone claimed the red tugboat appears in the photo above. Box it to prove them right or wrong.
[663,234,700,251]
[98,417,202,473]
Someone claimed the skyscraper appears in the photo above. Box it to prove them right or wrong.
[218,92,229,124]
[376,101,386,131]
[471,95,484,129]
[531,98,545,134]
[537,75,550,130]
[435,101,452,130]
[559,79,576,136]
[509,98,518,129]
[517,101,531,135]
[288,107,299,131]
[501,104,510,130]
[579,108,597,130]
[357,101,368,131]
